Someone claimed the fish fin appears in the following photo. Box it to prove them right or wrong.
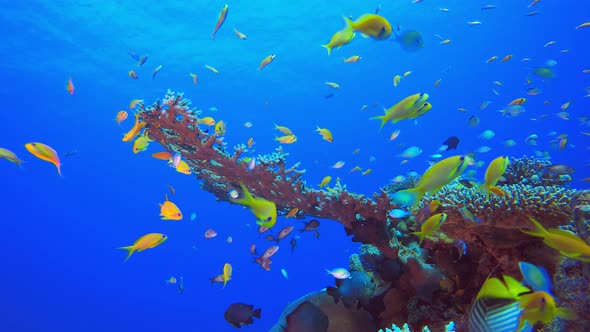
[252,308,262,319]
[117,246,135,262]
[556,307,577,320]
[321,44,332,55]
[411,231,424,245]
[520,217,548,237]
[343,16,354,30]
[369,115,388,130]
[392,188,422,208]
[326,286,341,304]
[476,183,491,201]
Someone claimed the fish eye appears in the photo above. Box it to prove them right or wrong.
[460,156,465,161]
[266,216,272,221]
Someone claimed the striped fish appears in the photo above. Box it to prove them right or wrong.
[468,276,533,332]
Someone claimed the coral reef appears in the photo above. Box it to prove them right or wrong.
[136,91,588,332]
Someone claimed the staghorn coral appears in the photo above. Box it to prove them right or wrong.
[503,155,571,186]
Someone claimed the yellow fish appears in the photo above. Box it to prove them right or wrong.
[215,120,226,136]
[118,233,167,262]
[370,93,429,129]
[0,147,23,166]
[132,131,153,154]
[275,135,297,144]
[324,82,340,89]
[174,160,191,175]
[230,182,277,228]
[316,126,333,142]
[222,263,232,288]
[343,55,361,63]
[259,54,276,71]
[233,28,247,40]
[413,213,447,245]
[477,156,509,200]
[518,291,576,328]
[160,194,183,220]
[122,113,147,142]
[129,99,143,109]
[274,124,293,136]
[393,75,401,87]
[319,176,332,188]
[189,72,198,85]
[25,142,62,176]
[198,116,215,126]
[521,217,590,262]
[204,65,219,74]
[344,14,392,40]
[393,155,470,209]
[322,24,356,55]
[211,4,228,39]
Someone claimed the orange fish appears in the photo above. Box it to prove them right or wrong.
[212,4,229,39]
[152,152,172,160]
[189,73,198,85]
[66,77,74,95]
[259,54,276,71]
[129,99,143,110]
[25,142,62,176]
[508,98,526,106]
[118,233,167,262]
[160,194,183,220]
[286,208,299,218]
[174,160,191,175]
[122,113,146,142]
[115,110,128,124]
[501,54,513,63]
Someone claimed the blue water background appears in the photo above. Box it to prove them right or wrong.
[0,1,588,331]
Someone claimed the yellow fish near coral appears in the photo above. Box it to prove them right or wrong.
[215,120,226,136]
[344,14,392,40]
[275,135,297,144]
[222,263,232,288]
[319,176,332,188]
[393,155,471,209]
[230,182,277,228]
[132,131,153,154]
[521,217,590,262]
[413,213,447,245]
[160,194,183,220]
[123,113,147,142]
[477,156,509,200]
[370,93,430,129]
[322,22,356,55]
[518,290,577,328]
[274,124,293,136]
[118,233,167,262]
[25,142,62,176]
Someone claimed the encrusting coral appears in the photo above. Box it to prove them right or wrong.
[135,91,587,332]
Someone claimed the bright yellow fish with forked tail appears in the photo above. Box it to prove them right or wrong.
[230,182,277,228]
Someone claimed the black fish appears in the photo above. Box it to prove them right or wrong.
[459,179,475,188]
[224,303,261,328]
[324,93,335,99]
[290,237,297,254]
[300,219,320,232]
[282,301,329,332]
[128,51,140,61]
[443,136,460,151]
[178,276,184,295]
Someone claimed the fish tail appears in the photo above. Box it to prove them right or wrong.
[556,307,578,320]
[321,44,332,56]
[521,217,548,238]
[118,246,135,262]
[252,308,262,318]
[476,183,491,201]
[343,16,354,30]
[411,231,424,245]
[369,115,388,130]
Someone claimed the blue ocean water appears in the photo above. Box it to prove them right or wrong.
[0,1,588,331]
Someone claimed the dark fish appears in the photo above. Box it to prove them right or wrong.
[324,93,335,99]
[137,54,148,66]
[64,150,78,157]
[468,115,480,127]
[481,4,496,10]
[326,271,376,309]
[128,51,140,61]
[545,164,575,175]
[300,219,320,232]
[178,276,184,295]
[459,179,475,188]
[224,303,261,328]
[442,136,460,151]
[314,230,320,240]
[290,237,297,254]
[282,301,329,332]
[375,4,380,14]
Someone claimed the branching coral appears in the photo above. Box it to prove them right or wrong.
[136,91,586,332]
